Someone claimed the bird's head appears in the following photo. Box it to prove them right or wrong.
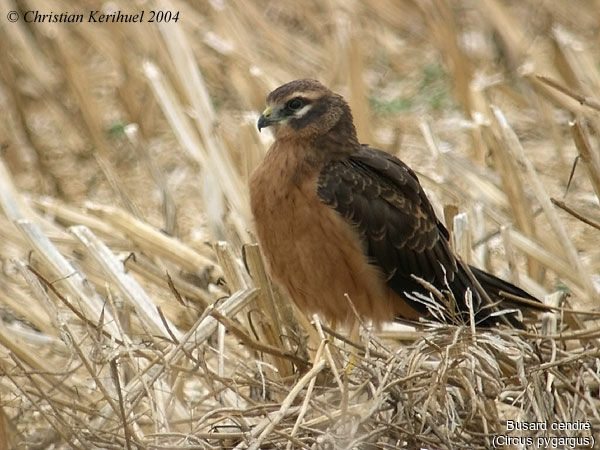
[258,79,357,142]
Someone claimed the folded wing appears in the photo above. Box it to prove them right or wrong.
[317,145,536,326]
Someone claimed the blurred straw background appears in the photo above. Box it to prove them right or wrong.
[0,0,599,448]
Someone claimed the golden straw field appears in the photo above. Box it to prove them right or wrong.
[0,0,599,448]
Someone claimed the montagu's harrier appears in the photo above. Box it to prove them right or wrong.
[250,79,539,327]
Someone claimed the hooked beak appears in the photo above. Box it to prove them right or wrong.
[257,107,274,132]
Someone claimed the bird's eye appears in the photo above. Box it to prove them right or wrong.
[287,98,304,110]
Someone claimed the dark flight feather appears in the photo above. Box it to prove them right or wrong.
[317,145,539,326]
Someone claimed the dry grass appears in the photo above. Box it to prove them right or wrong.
[0,0,599,448]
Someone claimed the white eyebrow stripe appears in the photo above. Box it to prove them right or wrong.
[286,91,322,101]
[293,103,313,118]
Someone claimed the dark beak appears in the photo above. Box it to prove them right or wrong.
[257,114,271,132]
[257,106,275,132]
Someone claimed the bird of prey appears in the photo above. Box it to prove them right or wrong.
[250,79,538,327]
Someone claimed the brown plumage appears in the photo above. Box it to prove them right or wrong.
[250,79,539,327]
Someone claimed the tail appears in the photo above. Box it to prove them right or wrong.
[469,265,542,327]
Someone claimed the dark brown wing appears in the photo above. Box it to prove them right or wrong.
[317,145,535,326]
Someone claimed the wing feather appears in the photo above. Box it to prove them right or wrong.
[318,146,458,316]
[317,145,542,326]
[318,145,527,324]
